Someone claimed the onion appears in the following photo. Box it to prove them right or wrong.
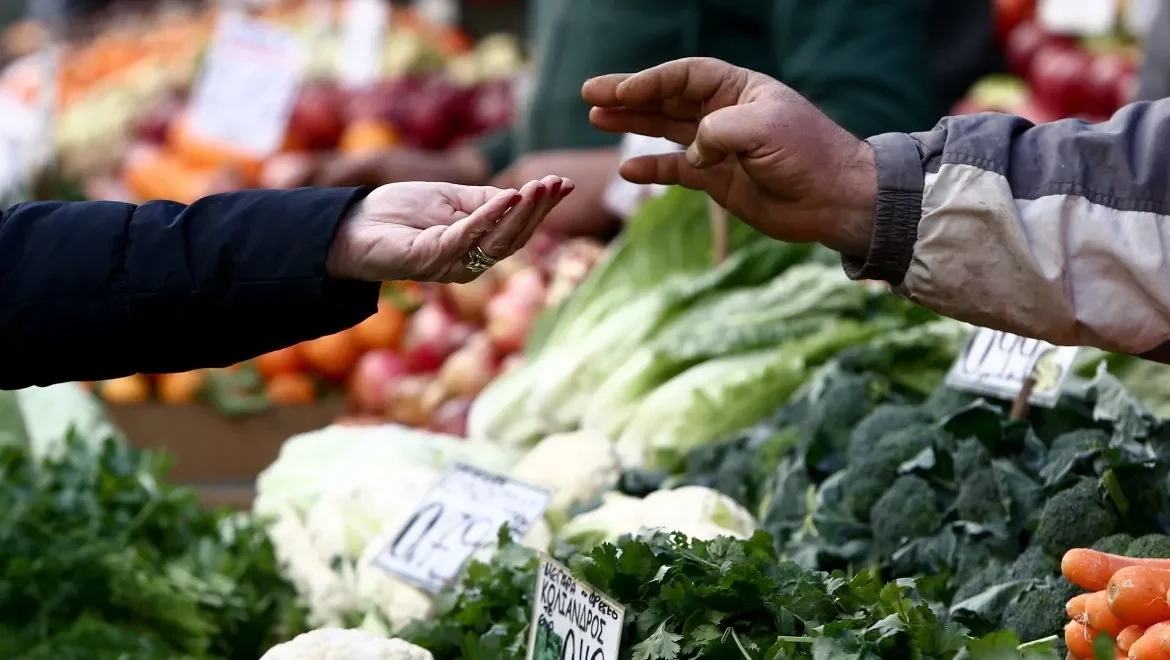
[443,271,498,322]
[349,349,410,413]
[503,267,548,307]
[385,375,448,427]
[430,397,473,437]
[438,333,498,398]
[403,303,473,372]
[485,292,538,355]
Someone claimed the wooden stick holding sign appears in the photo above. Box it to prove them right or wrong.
[1009,375,1036,420]
[708,196,728,264]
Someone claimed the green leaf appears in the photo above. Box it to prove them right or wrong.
[632,622,683,660]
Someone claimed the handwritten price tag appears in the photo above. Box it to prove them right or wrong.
[374,463,551,593]
[187,12,304,157]
[340,0,388,87]
[944,328,1080,408]
[527,557,624,660]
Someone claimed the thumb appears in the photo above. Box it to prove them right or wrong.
[685,105,767,169]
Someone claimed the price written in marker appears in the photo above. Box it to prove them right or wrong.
[944,328,1080,408]
[526,557,624,660]
[374,463,551,594]
[187,13,305,157]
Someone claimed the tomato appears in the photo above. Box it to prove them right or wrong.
[255,345,304,380]
[100,374,152,404]
[266,373,317,405]
[301,330,363,381]
[352,302,407,351]
[156,371,206,404]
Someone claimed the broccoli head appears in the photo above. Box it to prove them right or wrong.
[1091,533,1135,555]
[1007,545,1057,582]
[1034,479,1119,559]
[955,468,1006,523]
[1127,534,1170,558]
[844,422,940,519]
[953,437,992,477]
[1003,577,1080,644]
[803,372,884,464]
[847,405,933,465]
[869,474,943,558]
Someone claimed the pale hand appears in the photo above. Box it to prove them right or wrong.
[582,57,878,258]
[492,148,622,237]
[327,177,573,283]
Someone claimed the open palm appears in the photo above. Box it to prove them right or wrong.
[330,177,571,283]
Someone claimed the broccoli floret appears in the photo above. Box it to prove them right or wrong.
[1034,479,1119,559]
[1127,534,1170,558]
[953,437,992,477]
[1003,577,1080,643]
[953,561,1009,608]
[1091,533,1135,555]
[847,405,933,465]
[844,423,941,520]
[1008,545,1057,582]
[955,468,1005,522]
[869,475,943,558]
[803,372,884,467]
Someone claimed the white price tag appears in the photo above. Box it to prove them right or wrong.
[944,328,1081,407]
[187,13,305,157]
[603,134,683,220]
[340,0,389,87]
[1038,0,1119,36]
[526,557,624,660]
[374,463,551,593]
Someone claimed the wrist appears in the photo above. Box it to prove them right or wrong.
[326,199,364,281]
[825,141,878,258]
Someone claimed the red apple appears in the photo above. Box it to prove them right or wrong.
[288,80,347,150]
[402,302,474,373]
[1005,21,1050,77]
[1029,44,1093,117]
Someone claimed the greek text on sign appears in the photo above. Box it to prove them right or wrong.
[188,12,304,157]
[526,557,624,660]
[944,328,1080,408]
[374,463,550,593]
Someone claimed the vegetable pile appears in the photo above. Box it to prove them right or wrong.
[1060,546,1170,658]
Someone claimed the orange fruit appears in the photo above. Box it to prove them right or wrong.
[100,374,151,404]
[156,370,206,404]
[301,330,363,381]
[339,119,399,155]
[352,302,407,351]
[255,346,304,380]
[266,372,317,405]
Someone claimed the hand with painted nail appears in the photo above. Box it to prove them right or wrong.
[326,177,575,283]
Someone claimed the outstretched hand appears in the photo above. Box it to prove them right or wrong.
[327,176,573,283]
[582,57,877,257]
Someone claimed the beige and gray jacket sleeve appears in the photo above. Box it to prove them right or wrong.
[844,101,1170,362]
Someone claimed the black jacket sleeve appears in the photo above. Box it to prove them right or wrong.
[0,187,381,389]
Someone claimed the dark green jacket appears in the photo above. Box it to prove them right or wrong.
[479,0,986,174]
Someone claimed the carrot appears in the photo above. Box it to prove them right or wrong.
[1069,592,1095,622]
[1084,591,1131,636]
[1066,620,1098,658]
[1120,625,1148,652]
[1109,566,1170,626]
[1130,623,1170,659]
[1064,549,1170,592]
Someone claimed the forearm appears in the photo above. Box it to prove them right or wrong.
[846,101,1170,357]
[0,189,379,388]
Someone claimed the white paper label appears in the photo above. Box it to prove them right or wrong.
[604,134,684,220]
[340,0,388,87]
[1038,0,1119,36]
[374,463,551,593]
[526,557,624,660]
[944,328,1081,407]
[187,13,305,156]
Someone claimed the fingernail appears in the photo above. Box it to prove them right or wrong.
[549,181,562,196]
[510,193,522,205]
[560,183,575,198]
[534,185,546,200]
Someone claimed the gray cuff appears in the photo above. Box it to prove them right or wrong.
[841,131,924,285]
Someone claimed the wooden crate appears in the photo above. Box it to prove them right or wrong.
[107,400,342,509]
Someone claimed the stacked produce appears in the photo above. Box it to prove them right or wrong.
[1059,546,1170,657]
[955,0,1141,122]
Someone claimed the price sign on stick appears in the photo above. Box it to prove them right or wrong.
[340,0,389,87]
[526,556,624,660]
[188,13,305,157]
[944,328,1081,408]
[375,463,551,593]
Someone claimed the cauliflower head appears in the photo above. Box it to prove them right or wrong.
[509,430,621,528]
[558,486,757,548]
[260,628,433,660]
